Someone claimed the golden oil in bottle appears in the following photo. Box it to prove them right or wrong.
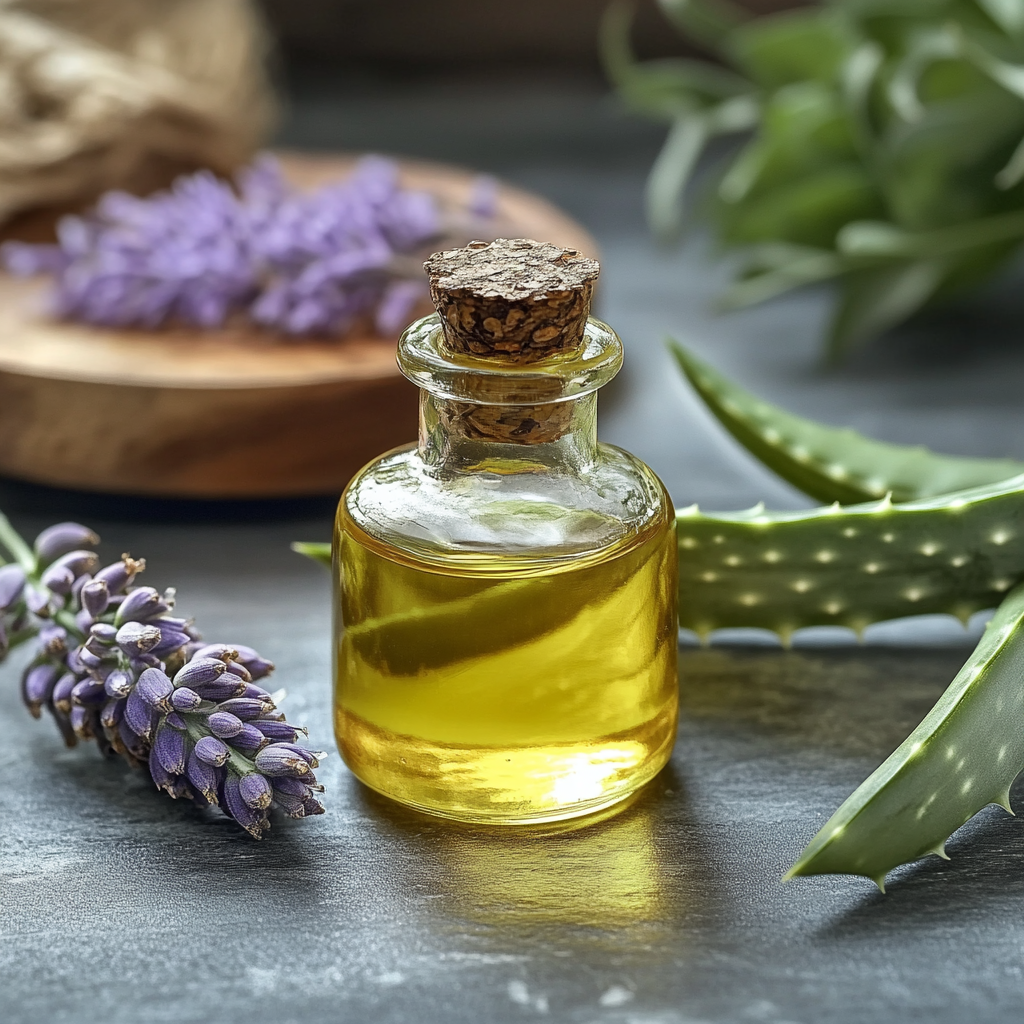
[334,500,677,824]
[333,238,679,824]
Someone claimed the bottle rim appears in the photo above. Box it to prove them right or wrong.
[397,313,622,406]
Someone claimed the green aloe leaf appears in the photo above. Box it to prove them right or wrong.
[676,475,1024,638]
[785,579,1024,890]
[291,541,331,569]
[669,342,1024,503]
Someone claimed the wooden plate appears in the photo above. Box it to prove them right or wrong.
[0,152,598,498]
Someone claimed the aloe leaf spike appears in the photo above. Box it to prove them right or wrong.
[785,581,1024,889]
[670,341,1024,503]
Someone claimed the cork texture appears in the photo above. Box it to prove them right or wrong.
[424,237,599,362]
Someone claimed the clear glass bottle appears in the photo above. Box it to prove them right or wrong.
[334,239,678,825]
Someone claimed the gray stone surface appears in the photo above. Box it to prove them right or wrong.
[4,71,1024,1023]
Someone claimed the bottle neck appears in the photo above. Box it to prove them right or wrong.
[418,391,599,474]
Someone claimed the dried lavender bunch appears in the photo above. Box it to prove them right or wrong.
[1,154,498,338]
[0,513,324,838]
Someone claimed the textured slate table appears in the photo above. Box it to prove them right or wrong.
[4,71,1024,1023]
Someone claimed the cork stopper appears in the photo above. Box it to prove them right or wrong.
[424,237,600,363]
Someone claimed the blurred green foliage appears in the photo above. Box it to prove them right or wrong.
[603,0,1024,359]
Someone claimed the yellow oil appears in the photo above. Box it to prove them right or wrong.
[333,510,678,824]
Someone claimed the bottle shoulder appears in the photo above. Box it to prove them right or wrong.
[339,442,674,574]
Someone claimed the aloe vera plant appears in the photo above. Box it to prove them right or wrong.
[605,0,1024,359]
[668,343,1024,887]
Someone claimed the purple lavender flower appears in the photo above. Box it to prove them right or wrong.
[0,152,496,338]
[0,515,325,838]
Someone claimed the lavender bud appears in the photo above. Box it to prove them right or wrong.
[21,663,58,717]
[75,608,94,633]
[89,622,118,645]
[70,705,95,740]
[34,523,99,565]
[239,683,272,700]
[190,675,247,701]
[49,549,99,578]
[229,724,268,754]
[302,795,326,816]
[124,686,156,739]
[94,555,145,594]
[215,697,274,722]
[135,668,174,712]
[150,629,190,659]
[255,744,313,778]
[232,644,275,680]
[40,564,75,596]
[239,772,273,810]
[104,669,133,699]
[165,712,187,730]
[71,678,106,707]
[207,711,244,738]
[149,756,177,795]
[253,719,303,742]
[118,717,148,760]
[115,621,162,658]
[278,743,322,768]
[101,697,124,731]
[0,564,24,610]
[114,587,166,625]
[81,580,110,618]
[221,775,268,838]
[169,687,202,712]
[66,645,88,675]
[186,749,221,803]
[152,722,188,775]
[191,643,238,664]
[78,648,105,669]
[39,624,68,657]
[173,657,226,689]
[25,584,53,617]
[271,790,306,816]
[71,572,92,602]
[272,776,317,797]
[48,671,77,714]
[193,735,230,766]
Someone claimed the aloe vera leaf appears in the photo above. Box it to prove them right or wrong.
[670,342,1024,503]
[677,475,1024,637]
[291,541,331,569]
[727,8,854,91]
[784,580,1024,890]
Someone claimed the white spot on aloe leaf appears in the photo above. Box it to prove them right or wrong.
[791,579,814,593]
[724,555,742,567]
[679,536,698,549]
[842,527,858,538]
[823,600,844,615]
[919,542,941,556]
[700,571,718,582]
[738,593,760,606]
[950,554,969,567]
[882,532,896,543]
[863,562,882,574]
[815,550,837,563]
[902,587,925,602]
[763,550,782,563]
[990,529,1013,545]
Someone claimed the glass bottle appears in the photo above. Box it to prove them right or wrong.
[334,238,678,825]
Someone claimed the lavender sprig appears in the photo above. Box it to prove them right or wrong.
[0,513,324,838]
[1,154,499,338]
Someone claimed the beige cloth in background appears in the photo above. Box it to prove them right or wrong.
[0,0,275,224]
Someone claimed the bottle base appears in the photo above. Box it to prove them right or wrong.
[336,707,677,826]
